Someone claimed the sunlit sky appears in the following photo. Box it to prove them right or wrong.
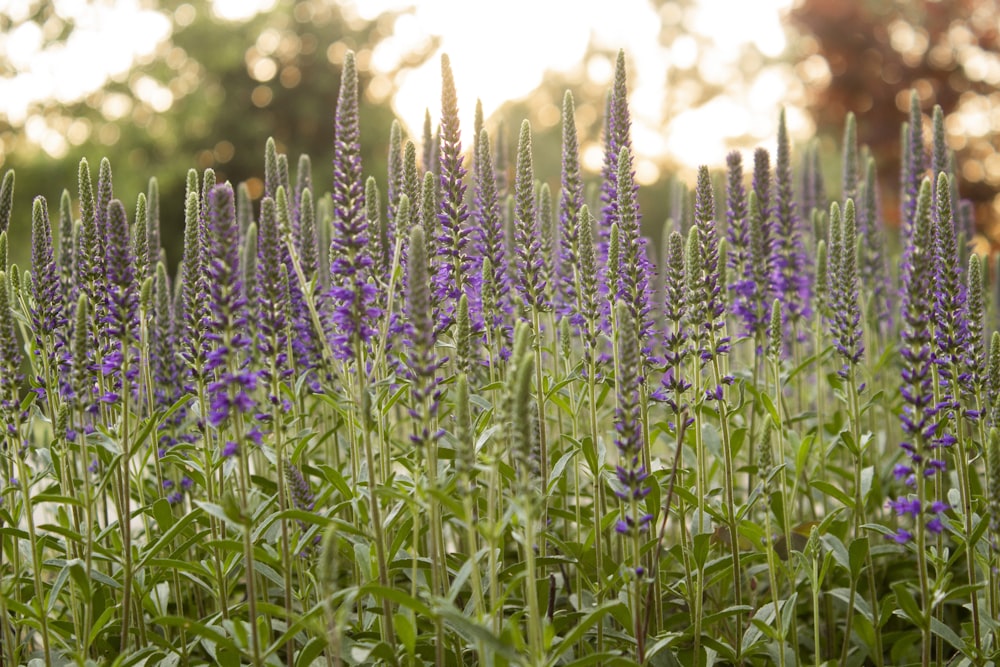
[0,0,808,177]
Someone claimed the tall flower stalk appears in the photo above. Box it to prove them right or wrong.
[512,119,550,509]
[436,54,472,311]
[891,178,938,667]
[930,171,981,651]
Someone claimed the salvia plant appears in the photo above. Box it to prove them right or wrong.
[3,46,1000,667]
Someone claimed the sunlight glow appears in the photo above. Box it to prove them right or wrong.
[0,0,170,130]
[0,0,805,168]
[352,0,802,170]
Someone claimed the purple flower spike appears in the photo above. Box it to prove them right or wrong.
[770,109,811,334]
[890,178,946,543]
[556,91,584,316]
[828,200,864,376]
[612,301,652,540]
[599,50,634,249]
[435,54,473,311]
[203,183,258,433]
[513,120,547,312]
[473,128,513,352]
[30,196,69,397]
[613,146,654,366]
[328,50,379,361]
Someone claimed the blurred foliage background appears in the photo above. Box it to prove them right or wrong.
[0,0,998,271]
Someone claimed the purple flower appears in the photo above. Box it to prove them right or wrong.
[101,199,139,397]
[900,90,925,270]
[828,200,864,375]
[770,110,811,333]
[841,112,859,203]
[654,231,692,416]
[890,179,946,544]
[255,197,291,384]
[473,128,513,353]
[612,302,652,537]
[512,120,547,312]
[30,196,70,397]
[803,138,827,217]
[725,151,750,315]
[613,147,655,365]
[328,50,380,360]
[435,54,473,310]
[222,441,238,458]
[405,225,445,448]
[932,173,973,426]
[599,50,634,250]
[0,268,24,429]
[890,529,914,544]
[555,91,584,316]
[857,157,893,337]
[686,166,728,365]
[179,183,208,380]
[202,184,258,435]
[573,206,602,367]
[888,497,921,516]
[0,170,12,235]
[285,460,316,512]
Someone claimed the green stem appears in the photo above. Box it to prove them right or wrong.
[531,307,548,558]
[14,452,51,667]
[354,340,395,647]
[709,327,743,653]
[524,505,543,666]
[763,500,786,667]
[587,359,606,657]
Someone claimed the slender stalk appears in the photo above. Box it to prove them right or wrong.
[763,500,786,667]
[586,361,605,655]
[531,307,548,556]
[14,452,52,667]
[946,362,981,653]
[523,504,543,665]
[354,339,395,646]
[709,326,743,645]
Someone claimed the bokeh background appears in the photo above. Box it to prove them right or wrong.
[1,0,998,270]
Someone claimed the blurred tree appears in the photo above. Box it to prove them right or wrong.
[0,0,432,269]
[790,0,1000,236]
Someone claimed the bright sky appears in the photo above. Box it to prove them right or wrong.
[0,0,804,176]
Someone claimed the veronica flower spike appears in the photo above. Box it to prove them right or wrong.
[329,50,379,362]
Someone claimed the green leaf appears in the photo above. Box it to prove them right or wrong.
[138,508,203,569]
[66,559,92,603]
[394,612,416,656]
[848,537,869,578]
[151,498,175,532]
[891,582,926,629]
[358,584,433,619]
[929,617,963,650]
[194,501,240,530]
[437,604,520,662]
[47,561,71,613]
[795,432,815,477]
[811,480,853,509]
[547,601,623,662]
[296,637,328,667]
[860,466,874,504]
[821,534,850,572]
[546,449,577,494]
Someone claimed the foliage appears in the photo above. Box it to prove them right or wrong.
[2,38,1000,667]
